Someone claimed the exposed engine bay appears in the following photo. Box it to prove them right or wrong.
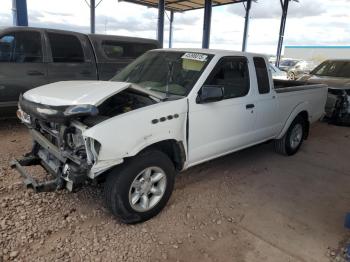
[325,88,350,126]
[83,89,157,126]
[13,88,157,192]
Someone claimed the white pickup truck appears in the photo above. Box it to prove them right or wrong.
[13,49,327,223]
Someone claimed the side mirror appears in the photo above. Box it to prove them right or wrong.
[196,85,224,104]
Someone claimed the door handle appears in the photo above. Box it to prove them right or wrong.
[246,104,255,109]
[27,70,44,76]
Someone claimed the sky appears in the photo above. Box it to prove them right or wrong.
[1,0,349,55]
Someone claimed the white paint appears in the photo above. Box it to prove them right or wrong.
[23,48,328,177]
[23,81,131,106]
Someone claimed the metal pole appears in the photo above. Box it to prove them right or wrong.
[202,0,212,49]
[157,0,165,48]
[90,0,95,34]
[276,0,289,67]
[169,11,174,48]
[12,0,17,25]
[242,0,252,52]
[12,0,28,26]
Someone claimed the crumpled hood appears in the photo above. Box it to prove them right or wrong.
[23,81,132,106]
[302,75,350,90]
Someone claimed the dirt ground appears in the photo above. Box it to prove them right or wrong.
[0,120,350,262]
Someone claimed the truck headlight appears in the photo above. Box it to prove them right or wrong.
[16,109,31,124]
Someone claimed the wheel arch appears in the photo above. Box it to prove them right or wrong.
[137,139,187,171]
[277,103,310,139]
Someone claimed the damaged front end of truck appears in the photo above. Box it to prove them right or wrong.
[11,81,162,192]
[11,96,100,192]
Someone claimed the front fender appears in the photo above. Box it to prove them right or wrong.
[276,102,309,139]
[83,98,188,176]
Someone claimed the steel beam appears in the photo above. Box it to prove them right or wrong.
[12,0,28,26]
[90,0,96,34]
[275,0,290,67]
[169,11,174,48]
[157,0,165,48]
[202,0,212,49]
[241,0,252,52]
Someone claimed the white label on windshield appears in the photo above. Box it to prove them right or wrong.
[181,53,208,62]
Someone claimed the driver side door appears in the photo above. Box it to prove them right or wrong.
[188,56,257,165]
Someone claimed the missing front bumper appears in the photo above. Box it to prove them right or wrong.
[10,155,64,192]
[11,128,90,192]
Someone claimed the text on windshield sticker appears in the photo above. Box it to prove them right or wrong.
[181,53,208,62]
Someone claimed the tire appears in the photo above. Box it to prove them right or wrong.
[274,115,305,156]
[288,72,296,80]
[104,150,175,224]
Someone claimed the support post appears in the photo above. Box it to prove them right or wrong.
[12,0,28,26]
[242,0,252,52]
[275,0,290,67]
[202,0,212,49]
[157,0,165,48]
[169,11,174,48]
[90,0,95,34]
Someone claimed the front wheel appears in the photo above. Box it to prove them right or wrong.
[104,150,175,224]
[274,116,305,156]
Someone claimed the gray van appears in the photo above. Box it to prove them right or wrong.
[0,26,159,117]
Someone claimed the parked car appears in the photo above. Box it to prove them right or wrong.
[278,58,300,72]
[0,26,159,117]
[287,61,318,80]
[269,63,288,80]
[299,59,350,125]
[13,49,327,223]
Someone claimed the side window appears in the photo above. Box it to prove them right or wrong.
[0,31,42,63]
[48,33,84,63]
[204,57,250,99]
[253,57,270,94]
[102,41,157,59]
[0,34,15,62]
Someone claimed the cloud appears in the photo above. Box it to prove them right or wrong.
[227,0,327,19]
[0,0,349,56]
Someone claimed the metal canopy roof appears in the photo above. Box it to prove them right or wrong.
[119,0,247,12]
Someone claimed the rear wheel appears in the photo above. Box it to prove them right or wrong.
[104,150,175,224]
[274,116,305,156]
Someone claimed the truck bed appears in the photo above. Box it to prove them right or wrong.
[274,79,324,93]
[274,80,328,125]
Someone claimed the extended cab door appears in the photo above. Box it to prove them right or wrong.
[45,31,97,82]
[188,56,257,165]
[0,30,47,107]
[251,57,280,141]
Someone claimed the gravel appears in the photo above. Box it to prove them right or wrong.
[1,119,349,262]
[0,120,249,262]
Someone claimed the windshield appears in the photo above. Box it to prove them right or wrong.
[111,51,213,96]
[311,60,350,78]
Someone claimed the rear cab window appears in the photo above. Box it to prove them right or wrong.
[0,31,43,63]
[47,33,85,63]
[101,41,157,59]
[253,57,270,94]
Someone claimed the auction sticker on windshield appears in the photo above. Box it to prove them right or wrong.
[181,53,208,62]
